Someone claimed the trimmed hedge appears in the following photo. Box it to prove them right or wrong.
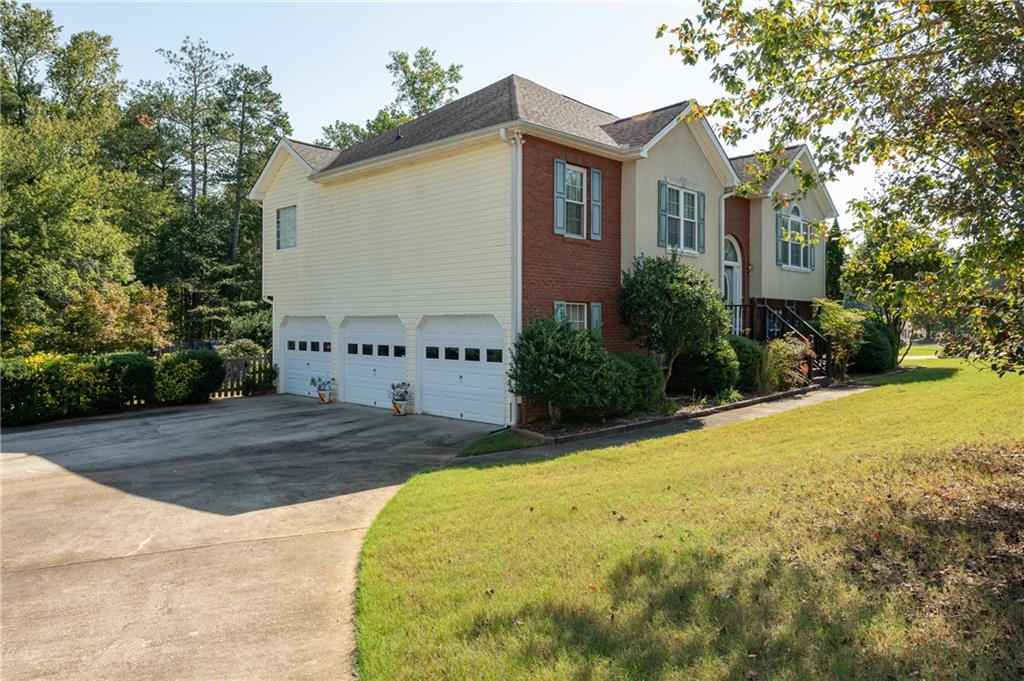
[668,337,740,396]
[614,352,664,412]
[727,335,764,392]
[1,350,225,426]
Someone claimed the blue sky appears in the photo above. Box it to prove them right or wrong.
[40,1,870,223]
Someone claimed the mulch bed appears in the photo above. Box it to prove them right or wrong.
[514,384,823,445]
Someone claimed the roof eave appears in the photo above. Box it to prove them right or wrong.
[247,139,315,201]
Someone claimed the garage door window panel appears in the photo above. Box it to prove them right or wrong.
[486,349,502,363]
[465,348,480,361]
[362,344,373,355]
[377,344,389,356]
[426,346,439,359]
[395,345,406,357]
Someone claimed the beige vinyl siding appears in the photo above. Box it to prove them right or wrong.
[262,138,513,418]
[624,122,725,284]
[753,171,828,302]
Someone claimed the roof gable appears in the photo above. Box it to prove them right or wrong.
[729,145,838,218]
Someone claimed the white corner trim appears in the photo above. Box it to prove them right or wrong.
[247,139,315,201]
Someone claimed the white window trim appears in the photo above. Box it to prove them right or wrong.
[780,207,811,272]
[276,205,298,251]
[565,301,588,331]
[563,164,587,240]
[665,184,699,255]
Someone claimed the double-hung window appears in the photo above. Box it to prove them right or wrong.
[666,186,698,252]
[564,165,586,237]
[276,205,297,250]
[780,205,811,270]
[565,302,587,331]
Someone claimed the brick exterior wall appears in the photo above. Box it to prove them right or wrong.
[521,135,632,352]
[724,195,751,305]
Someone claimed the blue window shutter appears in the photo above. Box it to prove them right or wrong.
[775,213,785,265]
[554,300,567,322]
[697,191,706,253]
[590,168,602,240]
[809,226,816,271]
[590,302,602,337]
[657,181,668,247]
[553,159,566,235]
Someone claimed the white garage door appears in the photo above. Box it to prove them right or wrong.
[420,316,506,425]
[342,317,407,408]
[281,317,332,397]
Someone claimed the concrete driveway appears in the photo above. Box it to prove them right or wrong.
[1,395,492,680]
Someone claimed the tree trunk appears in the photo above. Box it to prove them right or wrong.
[229,95,247,263]
[662,350,681,396]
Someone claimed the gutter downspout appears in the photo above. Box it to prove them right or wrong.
[720,190,735,299]
[500,128,524,426]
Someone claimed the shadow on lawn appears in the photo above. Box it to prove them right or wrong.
[464,445,1024,679]
[854,365,958,387]
[467,547,910,679]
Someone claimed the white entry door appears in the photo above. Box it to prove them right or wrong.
[342,317,407,408]
[420,316,506,425]
[280,317,332,397]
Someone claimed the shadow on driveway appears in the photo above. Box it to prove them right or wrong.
[2,394,493,516]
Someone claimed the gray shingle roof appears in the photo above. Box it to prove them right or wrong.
[729,145,803,193]
[286,139,340,173]
[303,75,692,176]
[601,102,691,147]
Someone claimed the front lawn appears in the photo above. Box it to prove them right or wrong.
[458,428,541,457]
[357,360,1024,680]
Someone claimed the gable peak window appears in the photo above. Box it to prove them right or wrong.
[276,205,297,250]
[776,203,814,270]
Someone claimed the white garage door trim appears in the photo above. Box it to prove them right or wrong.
[280,316,332,398]
[418,315,506,425]
[341,316,407,409]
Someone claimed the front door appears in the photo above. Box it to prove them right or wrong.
[724,264,742,334]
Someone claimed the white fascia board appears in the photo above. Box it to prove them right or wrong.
[247,139,314,201]
[765,145,839,219]
[639,103,741,188]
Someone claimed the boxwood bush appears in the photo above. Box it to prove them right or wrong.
[727,335,764,392]
[509,319,666,423]
[852,319,897,373]
[667,337,740,397]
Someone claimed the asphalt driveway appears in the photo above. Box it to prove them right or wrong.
[1,395,492,680]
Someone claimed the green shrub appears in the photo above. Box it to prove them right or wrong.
[1,357,51,425]
[614,353,664,411]
[156,350,224,404]
[508,318,608,424]
[727,335,763,392]
[155,357,203,404]
[852,320,897,373]
[95,353,156,409]
[759,336,812,392]
[509,321,665,423]
[715,386,743,405]
[1,352,159,425]
[667,337,740,396]
[225,309,272,348]
[814,299,865,379]
[218,338,266,358]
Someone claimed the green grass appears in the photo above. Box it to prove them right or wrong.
[903,342,941,357]
[458,428,542,457]
[357,360,1024,680]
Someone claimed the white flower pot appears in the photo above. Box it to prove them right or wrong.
[317,390,335,404]
[392,400,408,415]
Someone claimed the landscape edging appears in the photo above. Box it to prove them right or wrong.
[512,384,822,445]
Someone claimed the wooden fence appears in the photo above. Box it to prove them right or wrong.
[213,354,274,399]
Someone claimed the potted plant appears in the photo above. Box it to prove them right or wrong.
[390,382,410,415]
[310,376,336,403]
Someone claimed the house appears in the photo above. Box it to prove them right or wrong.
[248,75,838,426]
